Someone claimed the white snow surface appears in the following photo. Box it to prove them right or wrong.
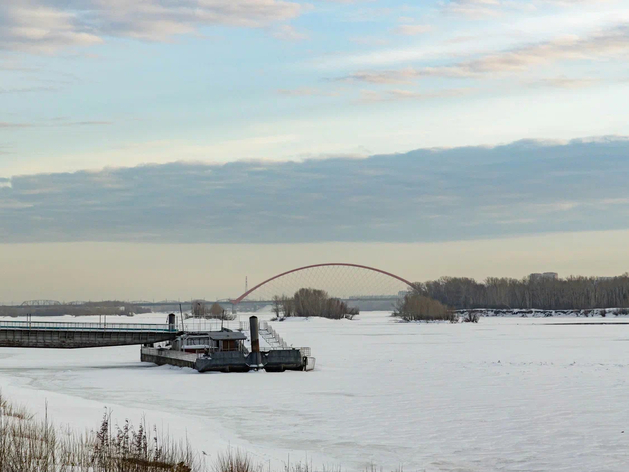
[1,311,629,471]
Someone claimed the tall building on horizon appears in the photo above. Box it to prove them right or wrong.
[530,272,559,281]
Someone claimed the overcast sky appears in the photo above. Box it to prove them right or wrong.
[1,0,629,300]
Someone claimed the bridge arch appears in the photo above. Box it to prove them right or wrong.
[232,263,415,304]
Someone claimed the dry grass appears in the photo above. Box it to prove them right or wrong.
[0,391,197,472]
[213,449,261,472]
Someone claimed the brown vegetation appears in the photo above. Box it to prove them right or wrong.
[191,301,236,321]
[0,392,196,472]
[392,292,456,322]
[272,289,358,320]
[208,302,236,321]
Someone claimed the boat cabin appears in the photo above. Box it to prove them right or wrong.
[174,330,247,354]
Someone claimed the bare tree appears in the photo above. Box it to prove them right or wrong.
[280,295,295,318]
[272,296,282,320]
[207,302,236,321]
[275,288,358,320]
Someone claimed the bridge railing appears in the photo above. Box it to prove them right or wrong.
[141,347,200,361]
[259,321,289,349]
[181,320,248,332]
[0,320,177,332]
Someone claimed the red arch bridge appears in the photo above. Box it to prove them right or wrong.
[228,263,416,312]
[9,264,417,313]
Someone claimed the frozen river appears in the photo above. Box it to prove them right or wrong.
[1,312,628,471]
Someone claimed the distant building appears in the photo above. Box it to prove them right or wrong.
[530,272,558,282]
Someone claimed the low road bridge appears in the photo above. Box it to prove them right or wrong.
[0,321,180,349]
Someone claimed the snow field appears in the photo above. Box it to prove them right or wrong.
[0,312,628,471]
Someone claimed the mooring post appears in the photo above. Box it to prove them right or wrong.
[249,316,262,368]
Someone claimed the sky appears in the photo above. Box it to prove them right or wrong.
[1,0,629,301]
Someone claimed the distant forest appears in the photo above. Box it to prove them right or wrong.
[0,301,151,318]
[416,274,629,310]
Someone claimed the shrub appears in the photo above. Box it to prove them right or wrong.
[463,312,480,323]
[392,293,456,322]
[277,288,359,320]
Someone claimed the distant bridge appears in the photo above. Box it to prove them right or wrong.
[232,263,415,305]
[6,263,415,313]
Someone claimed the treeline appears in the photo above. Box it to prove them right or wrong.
[273,288,359,320]
[414,274,629,310]
[0,301,152,318]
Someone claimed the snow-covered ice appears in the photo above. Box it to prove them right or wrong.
[1,311,629,471]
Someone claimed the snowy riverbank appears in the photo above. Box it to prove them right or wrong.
[1,312,629,471]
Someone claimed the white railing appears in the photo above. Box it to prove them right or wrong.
[181,319,248,332]
[0,320,175,332]
[259,321,289,348]
[141,347,200,361]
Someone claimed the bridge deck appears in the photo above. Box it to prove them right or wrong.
[0,320,176,332]
[0,321,180,349]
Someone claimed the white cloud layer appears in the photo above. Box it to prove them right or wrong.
[0,0,304,53]
[340,23,629,82]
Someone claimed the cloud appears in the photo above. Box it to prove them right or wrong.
[443,0,505,18]
[443,0,603,18]
[0,120,113,129]
[0,122,33,129]
[528,76,602,88]
[277,87,340,96]
[0,86,59,93]
[0,0,304,53]
[339,68,420,84]
[271,24,309,41]
[392,24,433,36]
[358,87,471,102]
[339,23,629,82]
[2,137,629,244]
[0,4,104,53]
[348,36,390,46]
[67,121,114,126]
[314,0,377,3]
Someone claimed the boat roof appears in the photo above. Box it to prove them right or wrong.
[184,331,247,341]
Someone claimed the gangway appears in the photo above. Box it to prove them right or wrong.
[259,322,288,349]
[0,320,180,349]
